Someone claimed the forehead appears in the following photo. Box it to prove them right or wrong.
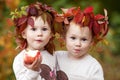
[67,22,92,36]
[30,16,49,27]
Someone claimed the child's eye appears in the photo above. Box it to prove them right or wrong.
[70,36,76,40]
[42,27,48,31]
[31,28,36,31]
[81,38,87,41]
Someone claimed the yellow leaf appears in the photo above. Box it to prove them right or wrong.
[55,33,61,39]
[102,39,109,45]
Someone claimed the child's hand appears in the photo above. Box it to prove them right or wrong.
[24,55,42,71]
[24,50,40,64]
[23,50,42,72]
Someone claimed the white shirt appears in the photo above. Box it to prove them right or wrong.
[13,49,56,80]
[56,51,104,80]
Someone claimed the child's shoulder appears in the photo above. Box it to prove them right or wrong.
[86,55,99,63]
[55,51,68,61]
[86,54,103,68]
[14,49,26,59]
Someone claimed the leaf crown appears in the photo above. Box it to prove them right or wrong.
[10,2,57,33]
[56,6,109,44]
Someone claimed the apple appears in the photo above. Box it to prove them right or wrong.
[24,50,40,64]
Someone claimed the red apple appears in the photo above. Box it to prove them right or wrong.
[24,50,40,64]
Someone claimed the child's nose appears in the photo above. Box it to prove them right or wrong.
[37,30,43,37]
[75,40,81,47]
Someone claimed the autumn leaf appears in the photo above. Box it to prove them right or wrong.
[6,18,14,27]
[83,6,93,13]
[95,14,105,20]
[93,21,101,36]
[27,17,34,27]
[61,7,76,17]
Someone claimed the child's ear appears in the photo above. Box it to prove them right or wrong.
[22,31,26,39]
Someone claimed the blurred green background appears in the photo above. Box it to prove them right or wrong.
[0,0,120,80]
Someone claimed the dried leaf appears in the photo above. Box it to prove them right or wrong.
[17,16,27,26]
[64,18,69,24]
[62,7,76,17]
[55,16,64,22]
[27,6,38,16]
[27,17,34,27]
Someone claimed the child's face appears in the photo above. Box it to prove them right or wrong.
[22,16,52,50]
[66,22,93,58]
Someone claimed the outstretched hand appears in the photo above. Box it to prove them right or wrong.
[24,55,42,72]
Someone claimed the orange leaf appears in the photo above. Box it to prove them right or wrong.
[6,18,14,27]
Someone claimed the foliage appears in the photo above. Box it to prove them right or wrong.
[0,0,120,80]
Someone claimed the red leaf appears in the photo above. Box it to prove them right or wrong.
[89,21,93,29]
[95,14,105,20]
[27,5,38,16]
[19,22,27,33]
[62,7,76,17]
[72,7,81,15]
[73,12,84,24]
[17,16,27,26]
[55,16,64,22]
[83,14,91,26]
[27,17,34,27]
[83,6,93,13]
[93,21,101,36]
